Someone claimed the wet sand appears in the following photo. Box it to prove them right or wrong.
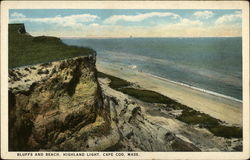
[97,63,242,126]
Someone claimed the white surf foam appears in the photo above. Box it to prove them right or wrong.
[145,73,242,103]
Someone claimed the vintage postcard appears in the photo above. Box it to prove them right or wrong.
[1,1,249,159]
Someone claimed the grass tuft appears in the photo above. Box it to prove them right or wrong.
[208,125,242,138]
[119,88,173,104]
[97,72,131,89]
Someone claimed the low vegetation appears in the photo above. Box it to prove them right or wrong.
[98,72,242,139]
[97,72,131,89]
[9,24,95,68]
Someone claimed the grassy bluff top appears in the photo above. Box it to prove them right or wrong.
[9,23,96,68]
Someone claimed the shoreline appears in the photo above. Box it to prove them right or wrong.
[145,72,242,103]
[97,62,242,126]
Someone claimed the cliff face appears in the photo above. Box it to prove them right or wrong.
[8,54,201,151]
[8,56,119,151]
[8,23,120,151]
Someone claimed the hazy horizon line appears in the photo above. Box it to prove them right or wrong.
[59,36,242,39]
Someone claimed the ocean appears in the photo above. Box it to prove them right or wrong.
[62,37,242,101]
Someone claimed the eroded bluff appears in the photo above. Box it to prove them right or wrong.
[9,55,202,152]
[8,56,119,151]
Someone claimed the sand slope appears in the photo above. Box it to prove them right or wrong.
[97,63,242,126]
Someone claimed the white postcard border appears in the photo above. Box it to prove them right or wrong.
[1,1,249,159]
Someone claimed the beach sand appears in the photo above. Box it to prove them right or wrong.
[97,63,242,126]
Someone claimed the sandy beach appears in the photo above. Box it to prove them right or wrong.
[97,63,242,126]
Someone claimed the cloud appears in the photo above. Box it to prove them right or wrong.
[175,18,203,27]
[215,12,241,25]
[90,23,100,27]
[27,17,206,37]
[10,12,26,18]
[10,14,99,28]
[10,11,241,38]
[235,10,242,14]
[85,22,239,38]
[31,20,241,38]
[194,11,214,19]
[103,12,180,24]
[78,18,203,37]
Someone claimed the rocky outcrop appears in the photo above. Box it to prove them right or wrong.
[8,55,120,151]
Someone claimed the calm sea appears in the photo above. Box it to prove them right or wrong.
[62,37,242,101]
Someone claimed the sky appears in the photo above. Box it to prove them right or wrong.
[9,9,242,38]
